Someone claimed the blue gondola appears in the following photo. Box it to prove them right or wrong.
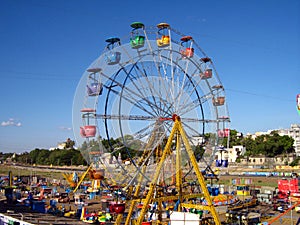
[105,37,121,65]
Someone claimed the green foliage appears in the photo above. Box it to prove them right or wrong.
[242,132,294,157]
[193,144,205,161]
[14,148,87,166]
[0,152,14,161]
[65,138,75,149]
[225,129,243,147]
[289,156,300,166]
[3,129,297,167]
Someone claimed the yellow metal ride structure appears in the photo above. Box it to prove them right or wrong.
[115,115,221,225]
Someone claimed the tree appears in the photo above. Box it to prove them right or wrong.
[65,138,75,149]
[242,132,294,157]
[225,129,243,147]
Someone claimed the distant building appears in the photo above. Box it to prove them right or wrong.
[275,124,300,157]
[239,153,295,168]
[49,138,75,150]
[215,145,246,164]
[288,124,300,156]
[49,142,66,150]
[190,136,205,146]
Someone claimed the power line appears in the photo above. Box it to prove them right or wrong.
[226,88,294,102]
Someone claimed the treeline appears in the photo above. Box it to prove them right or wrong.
[223,129,299,166]
[2,148,87,166]
[227,130,295,157]
[0,129,298,166]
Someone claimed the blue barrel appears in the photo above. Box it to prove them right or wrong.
[32,201,45,213]
[222,159,228,167]
[50,199,57,207]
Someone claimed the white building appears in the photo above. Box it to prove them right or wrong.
[215,145,246,163]
[247,124,300,157]
[288,124,300,156]
[277,124,300,156]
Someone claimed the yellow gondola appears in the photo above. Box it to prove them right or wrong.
[156,22,170,47]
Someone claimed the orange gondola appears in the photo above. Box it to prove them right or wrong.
[212,96,225,106]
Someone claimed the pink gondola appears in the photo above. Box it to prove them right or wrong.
[81,108,96,113]
[218,128,230,137]
[80,125,97,138]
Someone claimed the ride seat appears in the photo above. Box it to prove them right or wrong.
[130,36,145,49]
[157,35,170,47]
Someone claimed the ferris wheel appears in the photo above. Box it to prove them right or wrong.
[72,22,230,187]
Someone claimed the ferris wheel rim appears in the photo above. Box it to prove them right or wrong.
[72,23,230,186]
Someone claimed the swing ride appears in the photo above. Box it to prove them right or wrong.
[72,22,230,225]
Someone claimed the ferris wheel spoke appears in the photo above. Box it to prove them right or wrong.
[174,64,201,112]
[127,65,176,118]
[95,114,159,121]
[156,53,177,111]
[141,54,175,116]
[130,63,170,116]
[101,70,171,117]
[119,65,162,116]
[180,122,204,139]
[123,89,172,117]
[158,54,196,112]
[105,79,161,118]
[105,84,157,117]
[142,46,176,115]
[125,121,161,145]
[178,92,211,116]
[181,117,219,123]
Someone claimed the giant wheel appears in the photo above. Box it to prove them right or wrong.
[73,22,230,224]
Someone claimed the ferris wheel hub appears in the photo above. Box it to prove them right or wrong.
[172,114,180,121]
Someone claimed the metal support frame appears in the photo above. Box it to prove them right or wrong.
[133,116,221,225]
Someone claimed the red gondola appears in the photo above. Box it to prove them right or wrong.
[200,69,212,79]
[180,36,194,58]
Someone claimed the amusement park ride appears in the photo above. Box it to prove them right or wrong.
[72,22,231,225]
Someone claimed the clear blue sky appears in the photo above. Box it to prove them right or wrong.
[0,0,299,153]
